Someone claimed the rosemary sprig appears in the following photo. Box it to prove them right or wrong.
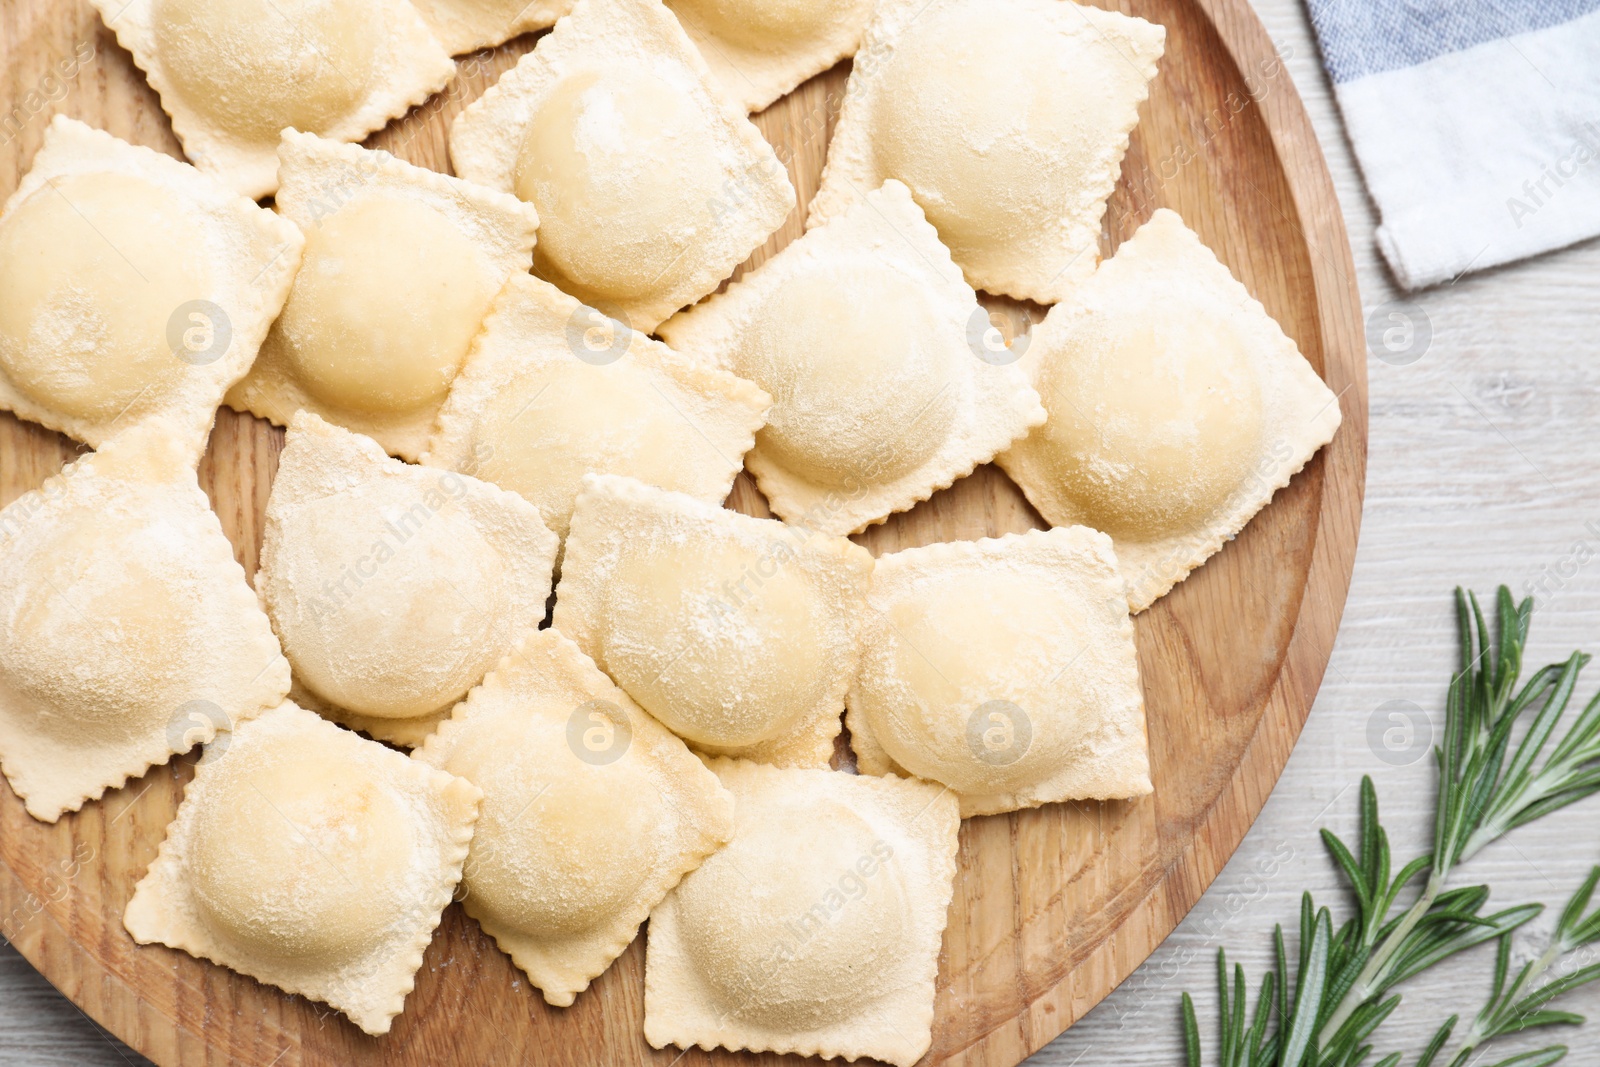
[1180,587,1600,1067]
[1438,865,1600,1066]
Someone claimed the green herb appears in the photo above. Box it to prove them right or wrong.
[1180,587,1600,1067]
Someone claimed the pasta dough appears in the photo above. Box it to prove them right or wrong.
[644,759,959,1067]
[415,629,734,1005]
[226,131,540,461]
[410,0,573,55]
[90,0,457,199]
[659,180,1043,535]
[807,0,1165,303]
[421,273,770,541]
[123,700,481,1036]
[664,0,874,112]
[257,412,558,747]
[0,425,290,822]
[996,209,1343,611]
[847,527,1150,817]
[0,118,302,463]
[553,474,871,766]
[448,0,795,331]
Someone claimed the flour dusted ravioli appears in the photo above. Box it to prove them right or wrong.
[258,413,557,747]
[0,118,302,462]
[422,273,770,540]
[997,210,1343,611]
[847,528,1149,817]
[664,0,875,112]
[448,0,795,331]
[416,629,733,1005]
[124,701,480,1035]
[554,475,871,767]
[645,759,959,1067]
[660,180,1043,535]
[0,426,289,823]
[807,0,1165,303]
[226,131,540,461]
[90,0,455,199]
[410,0,573,55]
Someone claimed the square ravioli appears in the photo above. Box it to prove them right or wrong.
[448,0,796,331]
[806,0,1165,303]
[258,413,558,748]
[996,209,1344,612]
[225,130,540,461]
[0,118,302,464]
[123,701,481,1036]
[554,474,872,767]
[0,425,290,822]
[415,628,734,1006]
[664,0,875,112]
[644,759,960,1067]
[846,528,1151,817]
[410,0,573,55]
[421,273,771,541]
[90,0,456,199]
[659,180,1044,535]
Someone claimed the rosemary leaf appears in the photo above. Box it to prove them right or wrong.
[1178,588,1600,1067]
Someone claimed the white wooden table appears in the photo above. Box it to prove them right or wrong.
[6,0,1600,1063]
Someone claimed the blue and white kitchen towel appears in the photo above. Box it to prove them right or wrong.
[1308,0,1600,290]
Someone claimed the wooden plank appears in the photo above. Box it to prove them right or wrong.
[0,0,1367,1064]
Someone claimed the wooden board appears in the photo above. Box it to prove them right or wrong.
[0,1,1368,1064]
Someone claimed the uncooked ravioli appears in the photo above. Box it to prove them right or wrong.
[846,527,1152,816]
[807,0,1165,303]
[644,759,960,1067]
[421,273,770,541]
[226,130,540,461]
[257,412,558,747]
[658,180,1043,535]
[0,425,290,823]
[996,208,1343,611]
[0,118,302,462]
[553,474,872,767]
[123,701,481,1036]
[409,0,573,55]
[665,0,875,112]
[90,0,456,198]
[448,0,795,331]
[415,629,734,1006]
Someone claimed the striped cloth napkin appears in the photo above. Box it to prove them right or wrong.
[1307,0,1600,290]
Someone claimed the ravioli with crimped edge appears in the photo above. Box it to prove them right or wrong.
[0,118,302,463]
[449,0,795,331]
[554,473,872,767]
[808,0,1165,304]
[0,425,290,822]
[644,759,959,1067]
[997,209,1343,611]
[421,273,771,542]
[847,527,1151,817]
[664,0,876,113]
[226,130,540,461]
[410,0,573,55]
[415,628,734,1006]
[659,179,1044,536]
[123,701,481,1036]
[257,412,558,748]
[89,0,456,199]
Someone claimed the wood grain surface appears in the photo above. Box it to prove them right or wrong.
[0,1,1367,1065]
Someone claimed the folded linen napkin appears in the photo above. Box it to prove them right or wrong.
[1307,0,1600,290]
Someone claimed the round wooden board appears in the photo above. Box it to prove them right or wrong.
[0,1,1367,1064]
